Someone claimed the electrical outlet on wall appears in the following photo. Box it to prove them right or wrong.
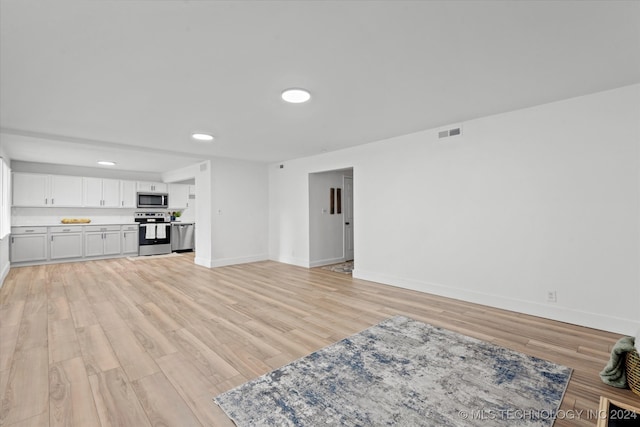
[546,291,557,303]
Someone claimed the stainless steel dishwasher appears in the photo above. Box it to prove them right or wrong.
[171,223,195,252]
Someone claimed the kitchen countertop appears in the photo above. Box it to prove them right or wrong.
[12,222,138,227]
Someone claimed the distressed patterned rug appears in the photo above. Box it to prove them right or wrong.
[320,261,354,274]
[214,316,572,426]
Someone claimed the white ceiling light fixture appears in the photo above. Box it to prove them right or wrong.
[191,133,215,141]
[97,160,116,166]
[281,88,311,103]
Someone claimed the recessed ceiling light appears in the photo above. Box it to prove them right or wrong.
[191,133,214,141]
[281,88,311,103]
[97,161,116,166]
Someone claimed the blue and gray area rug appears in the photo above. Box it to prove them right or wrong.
[214,316,571,426]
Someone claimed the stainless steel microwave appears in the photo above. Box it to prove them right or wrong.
[137,192,169,209]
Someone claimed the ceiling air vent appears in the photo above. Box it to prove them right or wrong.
[438,126,463,139]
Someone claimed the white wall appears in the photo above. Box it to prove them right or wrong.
[0,147,9,287]
[164,159,269,268]
[12,161,163,181]
[309,170,351,266]
[0,237,8,287]
[195,161,213,267]
[269,84,640,335]
[209,157,269,267]
[270,159,356,267]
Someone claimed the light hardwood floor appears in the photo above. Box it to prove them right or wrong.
[0,254,637,426]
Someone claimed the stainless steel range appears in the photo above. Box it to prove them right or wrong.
[135,212,171,256]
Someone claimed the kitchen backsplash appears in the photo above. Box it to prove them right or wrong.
[13,204,195,226]
[13,207,144,225]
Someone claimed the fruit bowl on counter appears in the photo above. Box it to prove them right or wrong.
[60,218,91,224]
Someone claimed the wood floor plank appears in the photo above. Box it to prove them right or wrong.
[156,351,219,400]
[0,301,25,327]
[0,346,49,425]
[1,254,636,426]
[76,324,120,376]
[0,322,21,373]
[48,318,81,364]
[67,299,98,328]
[88,367,151,427]
[49,356,101,427]
[155,351,237,425]
[5,411,49,427]
[170,328,240,384]
[101,325,160,381]
[47,296,71,322]
[132,371,203,427]
[0,267,29,305]
[126,315,179,359]
[13,309,48,359]
[138,301,182,332]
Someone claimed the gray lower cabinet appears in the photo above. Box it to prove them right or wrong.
[85,226,121,257]
[122,225,139,255]
[11,223,138,265]
[50,226,83,260]
[10,227,48,263]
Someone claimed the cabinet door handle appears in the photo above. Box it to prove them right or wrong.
[51,236,54,242]
[45,198,48,204]
[52,198,55,205]
[11,237,14,244]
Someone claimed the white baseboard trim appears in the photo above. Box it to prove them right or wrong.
[353,269,639,336]
[309,257,346,268]
[194,257,213,268]
[270,255,309,268]
[0,261,9,289]
[210,254,269,268]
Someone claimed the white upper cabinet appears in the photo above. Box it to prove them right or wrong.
[82,177,103,207]
[101,179,120,207]
[13,173,171,209]
[168,184,189,209]
[12,173,48,206]
[120,180,137,208]
[83,177,121,207]
[13,173,82,207]
[137,181,167,193]
[50,175,83,206]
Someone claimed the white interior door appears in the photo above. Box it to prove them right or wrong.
[344,176,354,261]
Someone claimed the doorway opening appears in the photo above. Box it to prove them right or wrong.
[308,167,354,269]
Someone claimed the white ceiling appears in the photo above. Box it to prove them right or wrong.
[1,1,639,173]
